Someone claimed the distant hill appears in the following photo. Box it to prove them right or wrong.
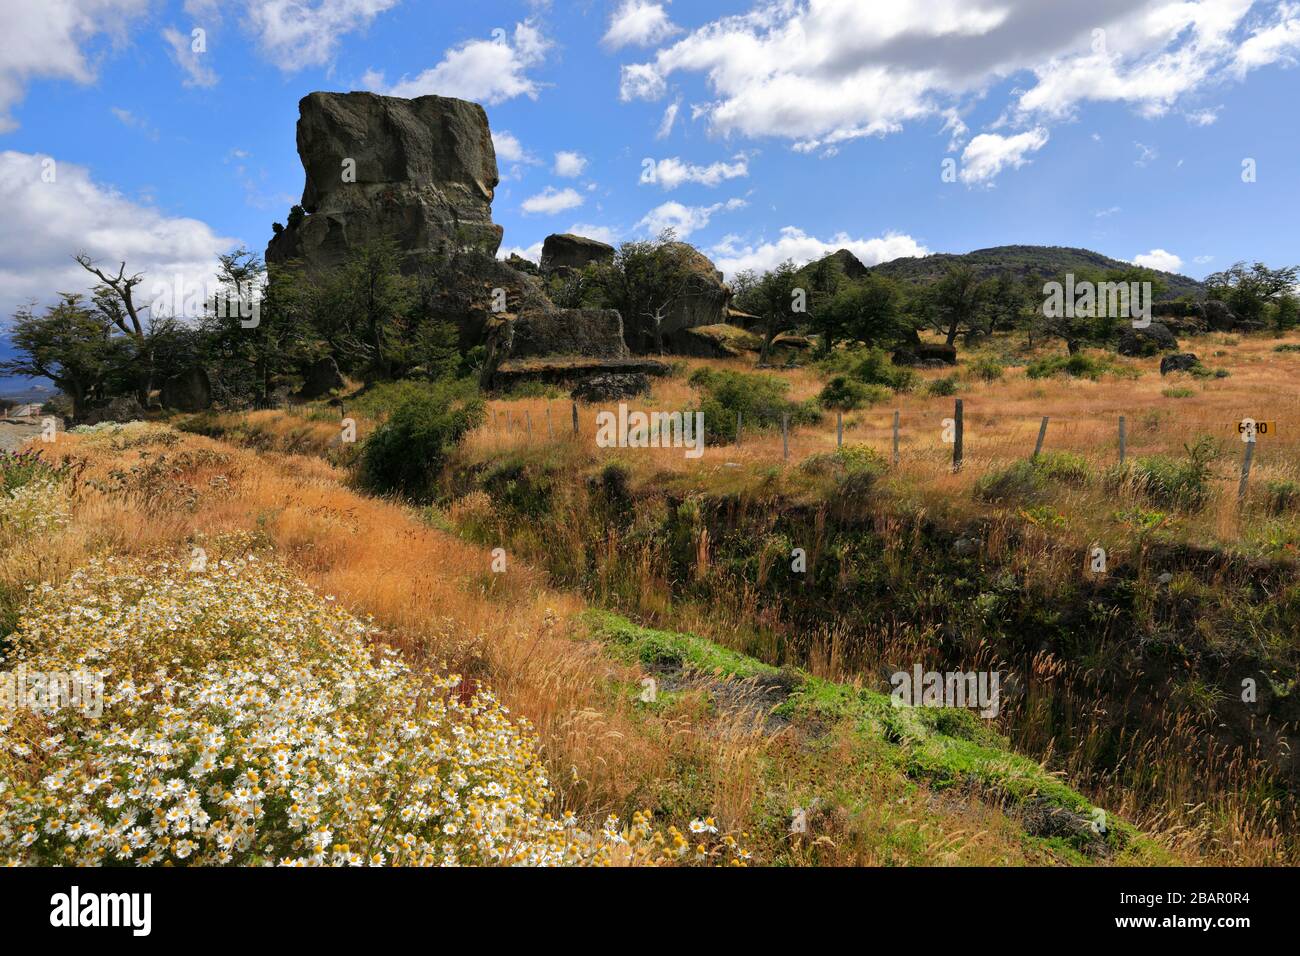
[865,245,1206,300]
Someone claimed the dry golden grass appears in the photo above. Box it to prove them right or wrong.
[0,424,1104,865]
[467,331,1300,556]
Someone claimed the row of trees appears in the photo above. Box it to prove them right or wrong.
[0,242,473,420]
[728,256,1299,360]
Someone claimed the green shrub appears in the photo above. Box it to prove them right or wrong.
[851,348,917,391]
[973,452,1091,505]
[1109,436,1216,510]
[359,386,484,499]
[801,443,888,496]
[969,356,1005,382]
[818,376,889,411]
[1162,387,1195,398]
[1261,479,1300,515]
[350,378,479,421]
[1273,343,1300,353]
[926,375,960,397]
[1025,353,1115,380]
[690,368,821,444]
[0,449,73,496]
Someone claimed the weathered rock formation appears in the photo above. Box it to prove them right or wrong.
[1160,353,1200,375]
[539,234,615,276]
[639,243,733,354]
[266,91,503,272]
[297,356,346,399]
[160,368,213,412]
[1118,322,1179,356]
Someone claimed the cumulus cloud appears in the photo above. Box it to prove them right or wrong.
[602,0,682,51]
[1132,248,1184,272]
[521,186,585,215]
[615,0,1289,150]
[711,227,929,280]
[0,0,151,132]
[554,151,589,177]
[492,130,536,165]
[244,0,400,72]
[0,150,236,323]
[367,22,551,104]
[636,198,746,238]
[958,128,1048,184]
[640,155,749,189]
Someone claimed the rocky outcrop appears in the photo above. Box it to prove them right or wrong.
[673,323,764,358]
[571,373,652,403]
[497,309,629,363]
[266,91,503,273]
[539,234,615,275]
[1204,300,1238,332]
[632,243,732,354]
[1118,322,1179,356]
[297,356,346,399]
[160,368,212,412]
[1160,353,1200,375]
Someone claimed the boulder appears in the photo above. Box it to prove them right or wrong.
[571,373,652,403]
[892,343,958,366]
[495,309,629,364]
[626,242,731,353]
[266,91,503,273]
[81,396,146,426]
[298,356,346,399]
[539,234,615,275]
[671,323,763,358]
[1160,353,1200,375]
[1118,322,1178,357]
[160,368,213,412]
[1204,300,1237,332]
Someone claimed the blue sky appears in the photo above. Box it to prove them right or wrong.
[2,0,1300,378]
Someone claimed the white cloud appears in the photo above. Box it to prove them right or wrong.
[0,150,236,323]
[553,151,588,177]
[0,0,151,132]
[1234,1,1300,76]
[636,198,746,239]
[521,186,585,215]
[163,26,219,88]
[711,227,929,281]
[243,0,400,72]
[492,130,537,165]
[498,240,545,262]
[1184,106,1221,125]
[566,223,620,246]
[958,128,1048,184]
[1134,141,1159,166]
[615,0,1283,149]
[369,22,550,104]
[1132,248,1184,272]
[640,155,749,189]
[656,100,681,139]
[602,1,682,51]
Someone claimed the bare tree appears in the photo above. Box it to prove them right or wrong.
[75,254,152,402]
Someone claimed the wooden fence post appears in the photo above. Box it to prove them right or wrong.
[837,411,843,448]
[782,413,790,461]
[1118,415,1127,466]
[953,399,964,473]
[893,410,900,468]
[1238,439,1256,506]
[736,411,742,446]
[525,410,532,439]
[571,402,579,436]
[546,405,553,438]
[1033,417,1049,460]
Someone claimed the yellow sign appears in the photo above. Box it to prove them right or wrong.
[1238,420,1278,440]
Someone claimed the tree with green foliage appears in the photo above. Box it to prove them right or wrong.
[919,264,989,346]
[735,260,804,362]
[1204,261,1300,328]
[1,294,132,420]
[589,231,699,353]
[813,274,910,352]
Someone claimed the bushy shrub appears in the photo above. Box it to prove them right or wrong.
[800,443,888,496]
[969,356,1005,382]
[974,452,1091,504]
[926,375,960,397]
[1109,436,1216,510]
[1261,479,1300,515]
[1026,353,1114,380]
[360,385,484,499]
[689,368,821,444]
[851,348,917,392]
[818,376,889,411]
